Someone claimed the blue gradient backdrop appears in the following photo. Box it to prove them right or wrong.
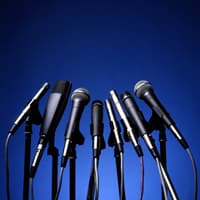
[1,1,200,199]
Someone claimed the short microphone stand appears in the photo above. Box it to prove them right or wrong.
[148,112,167,200]
[23,101,42,200]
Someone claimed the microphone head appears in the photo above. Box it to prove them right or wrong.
[71,88,90,104]
[120,91,132,102]
[52,80,71,93]
[91,100,103,136]
[134,80,153,98]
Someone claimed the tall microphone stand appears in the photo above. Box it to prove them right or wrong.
[87,136,105,200]
[68,142,76,200]
[47,132,59,200]
[108,124,126,200]
[68,129,84,200]
[23,101,42,200]
[148,112,167,200]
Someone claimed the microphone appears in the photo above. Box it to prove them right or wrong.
[30,80,72,178]
[61,88,90,168]
[86,100,105,200]
[9,82,50,135]
[109,90,143,157]
[91,100,105,158]
[121,92,159,158]
[105,99,123,153]
[134,80,188,149]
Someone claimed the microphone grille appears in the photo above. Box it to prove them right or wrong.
[134,80,152,98]
[71,88,90,104]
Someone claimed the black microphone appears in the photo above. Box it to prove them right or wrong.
[86,100,105,200]
[9,82,50,135]
[134,80,188,149]
[121,92,159,158]
[91,100,105,158]
[30,80,72,178]
[61,88,90,168]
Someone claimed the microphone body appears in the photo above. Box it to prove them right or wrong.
[91,100,105,158]
[121,92,159,158]
[9,82,50,135]
[30,80,72,177]
[61,88,90,167]
[134,80,188,149]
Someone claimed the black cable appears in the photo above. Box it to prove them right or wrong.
[186,148,198,200]
[139,156,144,200]
[87,164,95,200]
[29,177,35,200]
[54,167,65,200]
[156,158,168,200]
[94,157,99,200]
[119,152,124,200]
[5,132,12,200]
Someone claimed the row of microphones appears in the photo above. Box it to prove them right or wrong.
[108,80,189,155]
[30,82,91,177]
[10,79,188,177]
[6,79,194,200]
[109,90,143,157]
[106,80,192,200]
[30,80,72,177]
[134,80,189,149]
[6,80,93,200]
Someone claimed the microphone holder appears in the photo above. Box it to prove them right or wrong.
[148,112,167,200]
[23,100,42,200]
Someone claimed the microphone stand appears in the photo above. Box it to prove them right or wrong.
[87,137,105,200]
[47,133,59,200]
[159,129,167,200]
[69,142,76,200]
[114,147,126,200]
[23,101,42,200]
[68,129,85,200]
[148,112,167,200]
[108,126,126,200]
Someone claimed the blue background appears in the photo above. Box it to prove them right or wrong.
[1,1,200,199]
